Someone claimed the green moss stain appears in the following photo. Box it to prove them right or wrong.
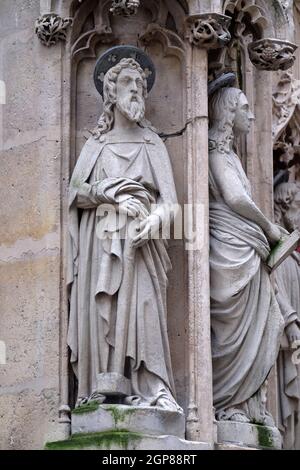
[72,400,100,415]
[105,406,136,426]
[267,238,284,263]
[256,425,274,449]
[45,431,142,450]
[72,403,137,423]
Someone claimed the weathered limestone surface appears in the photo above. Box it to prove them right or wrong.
[217,421,282,450]
[0,0,64,449]
[46,432,212,451]
[208,87,284,429]
[72,405,185,438]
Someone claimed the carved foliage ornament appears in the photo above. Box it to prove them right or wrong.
[110,0,140,16]
[35,13,72,46]
[248,38,297,71]
[185,13,231,50]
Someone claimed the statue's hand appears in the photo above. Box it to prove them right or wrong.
[285,321,300,348]
[278,225,290,238]
[117,198,149,220]
[131,214,161,248]
[266,223,282,245]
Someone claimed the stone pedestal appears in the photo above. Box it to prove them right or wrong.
[45,404,212,450]
[72,404,186,438]
[45,432,212,450]
[216,421,282,450]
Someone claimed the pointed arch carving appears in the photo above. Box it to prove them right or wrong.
[224,0,270,39]
[139,24,186,60]
[223,0,289,39]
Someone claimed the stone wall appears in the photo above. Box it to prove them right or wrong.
[0,0,64,449]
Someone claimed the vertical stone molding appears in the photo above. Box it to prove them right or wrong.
[185,13,231,49]
[185,44,214,447]
[35,13,73,47]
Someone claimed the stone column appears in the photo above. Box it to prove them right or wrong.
[185,45,213,445]
[184,6,231,446]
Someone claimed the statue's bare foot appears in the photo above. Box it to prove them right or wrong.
[155,393,183,413]
[217,407,251,423]
[124,395,145,407]
[89,392,106,404]
[230,412,251,423]
[156,397,182,413]
[75,397,89,408]
[262,412,275,427]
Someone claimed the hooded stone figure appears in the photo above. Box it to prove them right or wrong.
[208,86,285,425]
[67,49,181,412]
[274,181,300,449]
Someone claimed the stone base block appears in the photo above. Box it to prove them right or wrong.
[96,373,131,397]
[45,431,212,451]
[217,421,282,449]
[72,404,185,439]
[216,443,258,450]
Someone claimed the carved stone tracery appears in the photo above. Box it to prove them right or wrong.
[70,0,114,61]
[224,0,270,39]
[185,13,231,49]
[139,23,186,60]
[218,1,297,74]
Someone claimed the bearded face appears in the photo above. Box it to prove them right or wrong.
[115,68,146,123]
[116,92,145,123]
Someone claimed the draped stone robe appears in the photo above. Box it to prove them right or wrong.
[209,148,284,416]
[276,252,300,449]
[67,128,178,404]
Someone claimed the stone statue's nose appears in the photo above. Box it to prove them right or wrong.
[131,81,138,93]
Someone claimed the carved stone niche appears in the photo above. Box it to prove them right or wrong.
[68,0,189,415]
[185,13,231,49]
[35,13,73,46]
[248,38,297,71]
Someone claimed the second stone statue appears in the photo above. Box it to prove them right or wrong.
[208,83,285,433]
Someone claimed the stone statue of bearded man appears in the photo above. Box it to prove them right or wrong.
[67,49,181,413]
